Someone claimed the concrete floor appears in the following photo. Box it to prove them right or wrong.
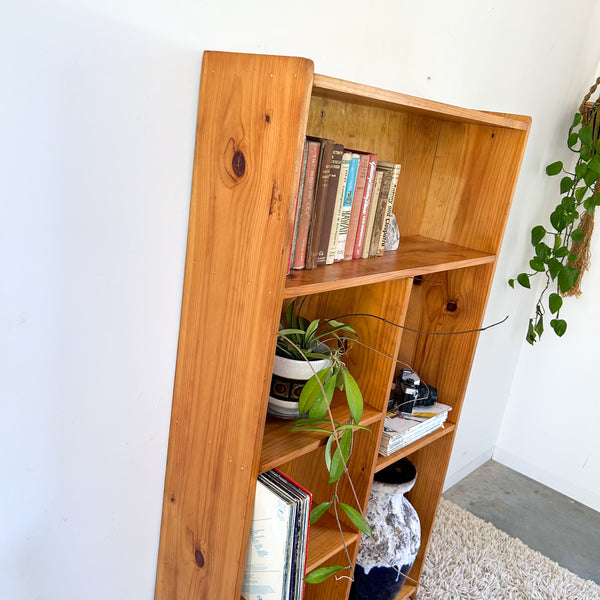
[444,460,600,584]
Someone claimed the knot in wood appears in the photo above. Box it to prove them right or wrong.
[195,548,205,568]
[232,150,246,178]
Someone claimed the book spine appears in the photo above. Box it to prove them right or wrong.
[287,140,308,273]
[326,151,352,265]
[292,141,321,269]
[305,139,334,270]
[316,144,344,266]
[334,153,360,262]
[362,169,384,258]
[377,163,402,256]
[353,154,378,259]
[368,168,392,257]
[343,153,370,260]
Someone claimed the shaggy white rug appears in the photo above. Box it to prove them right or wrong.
[418,499,600,600]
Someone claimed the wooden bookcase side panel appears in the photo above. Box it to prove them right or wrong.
[155,52,314,600]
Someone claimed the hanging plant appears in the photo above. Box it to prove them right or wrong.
[510,80,600,344]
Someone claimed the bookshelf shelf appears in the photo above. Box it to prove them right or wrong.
[284,236,495,297]
[260,403,381,473]
[154,51,529,600]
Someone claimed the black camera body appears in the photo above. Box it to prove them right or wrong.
[388,368,438,414]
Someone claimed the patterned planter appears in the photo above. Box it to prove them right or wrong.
[267,351,330,419]
[351,458,421,600]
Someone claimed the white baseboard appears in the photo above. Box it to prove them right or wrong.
[443,447,494,492]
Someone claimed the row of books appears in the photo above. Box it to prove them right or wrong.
[288,137,402,271]
[379,402,452,456]
[242,469,312,600]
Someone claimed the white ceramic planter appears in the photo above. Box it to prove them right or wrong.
[267,352,331,419]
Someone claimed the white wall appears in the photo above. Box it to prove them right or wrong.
[2,1,600,598]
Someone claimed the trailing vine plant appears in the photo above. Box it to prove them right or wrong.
[276,300,372,584]
[510,100,600,344]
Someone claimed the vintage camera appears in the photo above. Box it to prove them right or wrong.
[388,368,438,413]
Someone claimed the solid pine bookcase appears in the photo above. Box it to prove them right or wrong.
[154,51,530,600]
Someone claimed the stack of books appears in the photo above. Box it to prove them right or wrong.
[241,469,312,600]
[379,403,452,457]
[288,137,401,272]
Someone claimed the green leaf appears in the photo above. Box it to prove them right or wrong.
[567,133,579,149]
[550,208,567,231]
[339,502,373,536]
[517,273,530,288]
[558,265,579,293]
[571,228,584,242]
[535,242,551,261]
[304,319,320,345]
[584,197,596,212]
[298,368,332,415]
[531,225,546,245]
[328,429,352,484]
[548,258,563,279]
[554,246,569,258]
[278,327,307,337]
[575,186,587,202]
[588,154,600,175]
[554,234,562,251]
[342,369,363,423]
[305,565,346,584]
[572,113,583,128]
[568,253,578,263]
[534,314,544,338]
[546,161,563,176]
[308,375,336,420]
[285,301,295,329]
[579,125,593,146]
[529,258,545,272]
[550,318,567,337]
[584,167,598,187]
[335,423,371,433]
[560,176,574,193]
[508,278,515,288]
[575,163,587,180]
[526,318,537,345]
[309,502,331,524]
[548,293,563,314]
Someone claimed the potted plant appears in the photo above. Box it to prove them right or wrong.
[267,299,352,419]
[272,299,373,584]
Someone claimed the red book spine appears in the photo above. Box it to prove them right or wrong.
[353,154,378,259]
[293,141,320,269]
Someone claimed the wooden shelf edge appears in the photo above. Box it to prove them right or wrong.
[312,74,531,132]
[260,403,381,473]
[284,236,495,297]
[375,422,456,472]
